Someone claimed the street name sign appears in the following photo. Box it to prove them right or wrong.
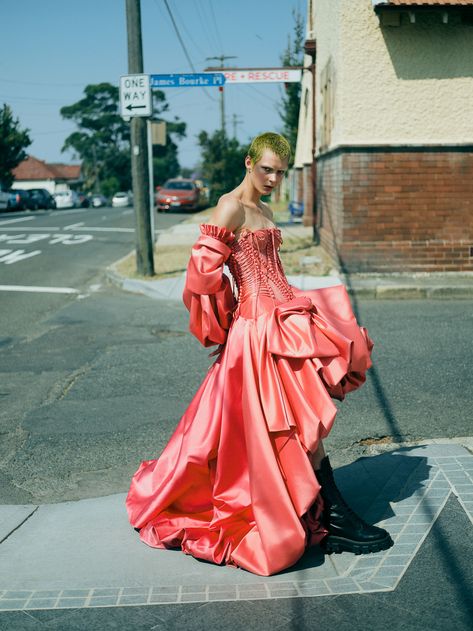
[150,73,225,88]
[120,74,152,117]
[207,68,302,84]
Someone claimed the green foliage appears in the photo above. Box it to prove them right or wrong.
[0,104,31,188]
[180,166,193,179]
[197,130,247,206]
[278,9,304,163]
[60,83,185,194]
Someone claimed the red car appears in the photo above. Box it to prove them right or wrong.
[156,179,202,212]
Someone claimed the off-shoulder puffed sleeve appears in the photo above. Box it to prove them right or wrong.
[182,224,236,347]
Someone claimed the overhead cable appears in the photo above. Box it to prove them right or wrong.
[161,0,217,102]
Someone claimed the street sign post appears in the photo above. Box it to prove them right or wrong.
[204,67,302,84]
[120,74,152,117]
[150,73,225,88]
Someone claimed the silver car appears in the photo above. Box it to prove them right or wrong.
[112,192,132,208]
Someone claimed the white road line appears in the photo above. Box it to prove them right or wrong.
[50,208,94,216]
[0,285,79,294]
[0,226,134,233]
[0,216,35,226]
[0,227,60,231]
[65,226,134,233]
[63,222,85,230]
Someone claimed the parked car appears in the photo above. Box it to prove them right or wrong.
[112,191,132,208]
[7,189,33,211]
[0,187,10,211]
[91,194,108,208]
[156,179,202,212]
[28,188,56,210]
[54,190,80,209]
[77,192,91,208]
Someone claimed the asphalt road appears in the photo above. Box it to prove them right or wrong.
[0,207,472,505]
[0,205,181,339]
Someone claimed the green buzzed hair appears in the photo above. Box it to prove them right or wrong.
[248,132,292,165]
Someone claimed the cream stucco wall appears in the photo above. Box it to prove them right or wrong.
[295,0,343,165]
[293,55,314,167]
[314,0,473,153]
[313,0,344,154]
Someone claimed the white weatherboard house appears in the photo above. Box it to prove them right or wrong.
[12,156,82,195]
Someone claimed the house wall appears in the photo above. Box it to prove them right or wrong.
[11,181,71,194]
[11,180,55,194]
[312,0,473,272]
[318,147,473,272]
[338,2,473,148]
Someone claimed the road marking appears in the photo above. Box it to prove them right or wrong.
[63,226,134,233]
[50,208,94,216]
[0,216,35,226]
[0,284,79,294]
[0,226,134,234]
[0,249,42,264]
[0,227,61,231]
[64,222,85,230]
[0,234,93,246]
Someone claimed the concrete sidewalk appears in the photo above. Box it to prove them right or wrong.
[1,441,472,630]
[2,216,472,629]
[106,216,473,301]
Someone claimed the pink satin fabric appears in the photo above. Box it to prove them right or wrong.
[126,223,374,576]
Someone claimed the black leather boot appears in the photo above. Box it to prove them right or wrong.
[315,456,394,555]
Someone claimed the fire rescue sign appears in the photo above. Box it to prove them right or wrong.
[120,74,152,117]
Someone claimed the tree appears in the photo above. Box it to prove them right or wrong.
[197,130,247,206]
[278,9,304,163]
[0,104,31,188]
[60,83,185,196]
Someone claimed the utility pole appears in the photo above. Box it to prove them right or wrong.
[205,55,237,137]
[126,0,154,276]
[231,113,243,140]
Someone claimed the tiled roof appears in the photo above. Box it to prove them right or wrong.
[49,163,82,180]
[373,1,473,5]
[12,156,81,182]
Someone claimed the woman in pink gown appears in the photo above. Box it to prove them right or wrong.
[126,133,393,576]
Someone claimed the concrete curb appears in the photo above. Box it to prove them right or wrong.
[106,265,473,301]
[104,212,473,301]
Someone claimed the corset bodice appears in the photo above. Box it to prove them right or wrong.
[227,228,294,318]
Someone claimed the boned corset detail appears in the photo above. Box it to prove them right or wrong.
[227,229,294,311]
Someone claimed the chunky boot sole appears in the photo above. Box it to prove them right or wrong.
[321,533,394,555]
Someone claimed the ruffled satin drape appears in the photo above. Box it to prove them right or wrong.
[126,224,374,576]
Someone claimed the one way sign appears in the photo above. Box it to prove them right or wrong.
[120,74,152,117]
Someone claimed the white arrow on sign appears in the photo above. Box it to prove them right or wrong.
[120,74,152,117]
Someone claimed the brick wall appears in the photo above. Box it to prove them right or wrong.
[302,164,314,227]
[316,147,473,272]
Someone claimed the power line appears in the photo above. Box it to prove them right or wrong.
[0,77,85,88]
[0,94,66,104]
[194,0,220,53]
[171,2,208,60]
[160,0,217,102]
[207,0,224,53]
[161,0,196,71]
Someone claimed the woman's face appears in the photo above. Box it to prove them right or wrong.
[246,149,288,196]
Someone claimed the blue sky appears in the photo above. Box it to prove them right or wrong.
[0,0,303,169]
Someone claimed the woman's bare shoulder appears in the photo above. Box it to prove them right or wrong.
[209,194,245,231]
[260,201,274,221]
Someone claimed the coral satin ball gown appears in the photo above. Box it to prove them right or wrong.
[126,223,374,576]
